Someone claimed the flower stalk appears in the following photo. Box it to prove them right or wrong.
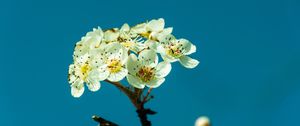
[94,80,156,126]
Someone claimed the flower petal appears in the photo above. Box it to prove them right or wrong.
[152,27,173,41]
[177,39,196,55]
[147,78,165,88]
[157,34,176,45]
[68,64,76,83]
[146,18,165,32]
[104,29,119,42]
[86,27,103,44]
[105,42,127,62]
[144,40,159,51]
[98,69,110,80]
[161,53,178,62]
[107,68,128,82]
[185,44,196,55]
[87,81,101,92]
[138,49,158,67]
[71,80,84,98]
[127,74,145,89]
[179,56,199,68]
[155,62,172,78]
[120,23,130,32]
[127,54,139,74]
[131,23,146,34]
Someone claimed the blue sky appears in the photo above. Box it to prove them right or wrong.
[0,0,299,126]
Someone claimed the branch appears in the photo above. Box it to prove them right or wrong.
[104,80,140,108]
[142,88,153,104]
[92,115,119,126]
[93,80,156,126]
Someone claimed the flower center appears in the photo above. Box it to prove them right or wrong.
[107,59,122,73]
[137,66,155,82]
[140,31,151,38]
[166,45,182,58]
[81,63,91,80]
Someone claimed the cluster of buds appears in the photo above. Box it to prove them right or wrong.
[68,18,199,97]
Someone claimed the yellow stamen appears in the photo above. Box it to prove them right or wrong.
[81,63,91,80]
[107,59,122,73]
[137,66,155,82]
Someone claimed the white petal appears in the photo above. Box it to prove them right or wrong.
[68,64,76,83]
[127,74,145,89]
[98,70,110,81]
[146,18,165,32]
[138,49,158,67]
[68,74,77,84]
[127,54,139,74]
[105,42,127,61]
[161,53,178,62]
[157,34,176,45]
[121,23,130,32]
[74,53,90,65]
[186,44,196,55]
[120,46,128,64]
[179,56,199,68]
[155,62,172,78]
[104,29,119,42]
[146,78,165,88]
[144,40,159,51]
[131,23,146,34]
[83,37,99,49]
[153,27,173,41]
[87,81,101,92]
[129,42,145,53]
[177,39,196,55]
[163,27,173,34]
[71,81,84,98]
[86,27,103,44]
[156,44,166,54]
[107,68,128,82]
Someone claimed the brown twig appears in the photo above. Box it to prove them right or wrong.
[92,115,119,126]
[142,88,153,104]
[93,80,156,126]
[104,80,140,108]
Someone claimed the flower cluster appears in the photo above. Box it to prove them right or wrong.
[68,18,199,97]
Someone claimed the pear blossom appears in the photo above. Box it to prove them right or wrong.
[68,54,104,98]
[118,23,145,53]
[126,49,171,89]
[73,27,104,58]
[157,34,199,68]
[68,18,200,98]
[93,42,128,82]
[102,24,145,53]
[131,18,173,41]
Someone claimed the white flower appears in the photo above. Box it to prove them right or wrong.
[102,24,145,53]
[131,18,173,41]
[157,34,199,68]
[68,18,200,98]
[73,27,104,58]
[126,49,171,89]
[68,54,104,98]
[118,23,145,53]
[93,42,128,82]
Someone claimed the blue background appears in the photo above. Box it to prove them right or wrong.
[0,0,299,125]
